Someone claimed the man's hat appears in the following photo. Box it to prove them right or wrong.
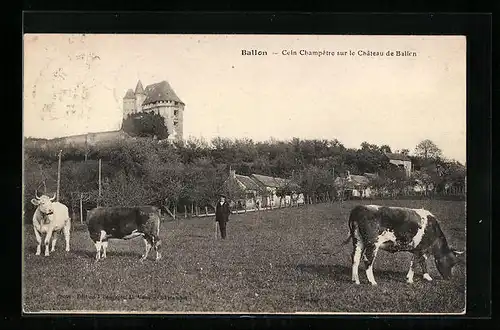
[219,194,226,198]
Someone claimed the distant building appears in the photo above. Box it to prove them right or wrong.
[385,152,412,177]
[334,172,374,199]
[223,170,304,209]
[123,80,185,141]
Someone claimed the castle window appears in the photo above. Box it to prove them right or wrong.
[174,121,179,127]
[174,110,178,116]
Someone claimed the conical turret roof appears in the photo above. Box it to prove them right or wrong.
[135,80,145,94]
[123,89,136,99]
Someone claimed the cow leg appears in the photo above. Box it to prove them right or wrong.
[154,215,162,261]
[50,232,59,252]
[351,239,364,285]
[94,240,102,261]
[141,237,152,261]
[153,237,162,261]
[63,219,71,252]
[406,254,416,283]
[101,241,108,259]
[419,254,433,281]
[94,230,107,261]
[364,243,380,286]
[33,227,42,256]
[44,230,53,256]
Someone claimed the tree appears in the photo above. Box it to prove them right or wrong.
[297,165,336,203]
[379,145,392,154]
[122,112,169,140]
[380,164,408,196]
[414,139,442,160]
[400,148,410,156]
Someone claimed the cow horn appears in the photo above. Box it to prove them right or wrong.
[35,190,40,199]
[453,249,465,255]
[50,192,56,201]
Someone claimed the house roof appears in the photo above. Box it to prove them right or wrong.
[385,153,411,161]
[250,174,300,189]
[142,80,184,105]
[123,89,136,99]
[235,174,261,190]
[135,80,145,94]
[334,174,371,189]
[363,172,379,180]
[349,175,370,186]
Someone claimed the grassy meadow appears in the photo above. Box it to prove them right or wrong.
[23,199,466,314]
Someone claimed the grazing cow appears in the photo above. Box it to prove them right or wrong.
[345,204,464,285]
[86,206,162,261]
[31,191,71,256]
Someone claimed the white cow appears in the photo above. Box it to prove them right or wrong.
[31,191,71,256]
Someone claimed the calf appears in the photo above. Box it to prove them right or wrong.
[86,206,162,261]
[31,191,71,256]
[345,204,463,285]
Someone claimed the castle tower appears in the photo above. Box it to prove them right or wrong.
[123,79,185,141]
[122,89,136,119]
[134,80,146,112]
[141,80,185,141]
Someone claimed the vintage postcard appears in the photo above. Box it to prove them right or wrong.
[23,34,466,314]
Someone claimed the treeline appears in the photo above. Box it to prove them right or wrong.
[23,136,466,220]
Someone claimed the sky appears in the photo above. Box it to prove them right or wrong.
[23,34,466,163]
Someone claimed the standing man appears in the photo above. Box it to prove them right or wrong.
[215,194,231,239]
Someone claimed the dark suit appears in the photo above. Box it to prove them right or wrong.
[215,201,231,239]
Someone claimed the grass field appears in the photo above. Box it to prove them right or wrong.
[22,199,466,314]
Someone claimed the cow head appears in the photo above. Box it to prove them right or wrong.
[434,248,464,280]
[31,191,56,223]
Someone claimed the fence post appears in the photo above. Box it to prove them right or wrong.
[56,150,62,202]
[205,206,208,216]
[80,193,83,224]
[184,205,188,218]
[98,158,102,207]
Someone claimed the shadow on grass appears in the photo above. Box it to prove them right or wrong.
[71,249,143,259]
[24,246,75,256]
[185,234,210,239]
[296,264,407,283]
[72,224,89,232]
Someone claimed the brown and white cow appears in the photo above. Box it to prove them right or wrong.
[345,204,464,285]
[31,191,71,256]
[86,206,162,261]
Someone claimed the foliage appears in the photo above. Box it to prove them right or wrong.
[122,112,169,140]
[414,139,443,160]
[24,136,464,216]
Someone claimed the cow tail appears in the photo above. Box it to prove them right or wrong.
[341,218,354,246]
[327,214,354,257]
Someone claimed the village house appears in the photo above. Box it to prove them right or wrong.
[385,152,412,177]
[223,170,304,209]
[250,174,303,207]
[334,172,375,199]
[409,172,435,194]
